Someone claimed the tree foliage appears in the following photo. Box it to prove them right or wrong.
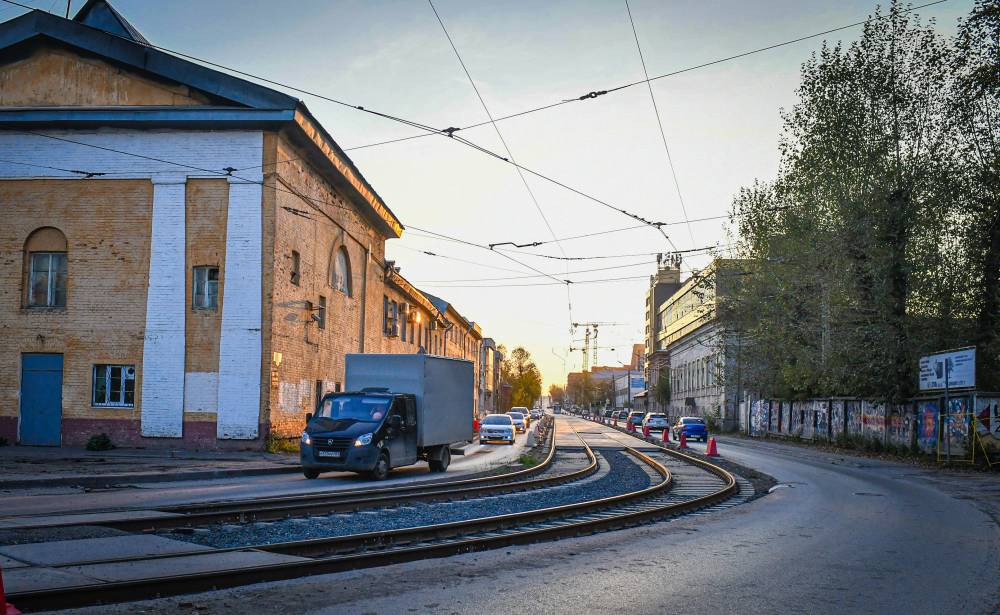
[548,384,566,405]
[654,368,672,405]
[725,1,999,400]
[501,346,542,409]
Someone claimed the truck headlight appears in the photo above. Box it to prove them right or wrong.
[354,433,373,447]
[301,432,311,445]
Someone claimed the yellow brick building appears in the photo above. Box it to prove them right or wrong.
[0,1,488,448]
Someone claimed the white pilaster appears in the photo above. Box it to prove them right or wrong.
[217,179,263,439]
[140,177,187,438]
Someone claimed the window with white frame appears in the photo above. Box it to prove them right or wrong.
[28,252,67,308]
[192,266,219,310]
[92,364,136,407]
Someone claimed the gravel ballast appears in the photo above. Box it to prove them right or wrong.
[166,448,654,549]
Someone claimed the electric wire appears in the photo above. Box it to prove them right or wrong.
[625,0,695,247]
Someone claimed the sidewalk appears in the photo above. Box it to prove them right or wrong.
[0,446,300,490]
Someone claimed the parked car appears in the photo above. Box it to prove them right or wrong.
[672,416,709,442]
[615,409,630,421]
[507,411,527,433]
[529,409,542,421]
[602,408,615,419]
[480,414,516,445]
[511,406,530,429]
[626,411,646,427]
[643,413,670,430]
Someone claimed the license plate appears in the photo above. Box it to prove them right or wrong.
[318,450,341,458]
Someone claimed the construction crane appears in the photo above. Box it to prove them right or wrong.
[570,322,624,372]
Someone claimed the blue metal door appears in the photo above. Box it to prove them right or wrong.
[19,353,63,446]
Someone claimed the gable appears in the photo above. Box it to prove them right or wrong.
[0,43,225,107]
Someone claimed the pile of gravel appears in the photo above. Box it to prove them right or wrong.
[166,449,653,548]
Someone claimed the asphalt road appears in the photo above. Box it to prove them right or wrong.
[51,417,1000,615]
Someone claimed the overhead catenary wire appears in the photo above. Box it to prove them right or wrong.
[624,0,695,248]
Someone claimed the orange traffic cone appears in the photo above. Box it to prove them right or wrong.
[1,562,22,615]
[662,428,670,442]
[612,416,617,427]
[642,425,650,438]
[679,432,688,449]
[706,437,720,457]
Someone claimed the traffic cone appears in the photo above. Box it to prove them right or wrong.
[679,432,688,449]
[612,416,617,427]
[706,437,720,457]
[642,425,650,438]
[1,563,22,615]
[662,428,670,443]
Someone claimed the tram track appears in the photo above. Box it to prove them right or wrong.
[7,440,744,612]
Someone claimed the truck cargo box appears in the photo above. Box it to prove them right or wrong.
[345,353,474,448]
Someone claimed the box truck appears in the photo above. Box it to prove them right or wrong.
[300,354,474,480]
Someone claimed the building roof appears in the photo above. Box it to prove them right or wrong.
[0,2,403,238]
[73,0,150,46]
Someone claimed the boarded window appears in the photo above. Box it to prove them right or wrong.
[291,251,301,286]
[193,266,219,310]
[93,364,136,407]
[317,295,327,329]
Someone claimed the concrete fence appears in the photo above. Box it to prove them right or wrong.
[740,394,1000,457]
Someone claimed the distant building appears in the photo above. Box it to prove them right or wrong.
[644,259,683,414]
[653,259,746,429]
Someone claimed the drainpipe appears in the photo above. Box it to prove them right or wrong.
[359,244,369,352]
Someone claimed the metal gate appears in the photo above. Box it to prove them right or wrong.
[19,353,63,446]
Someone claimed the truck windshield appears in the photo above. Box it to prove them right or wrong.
[317,395,391,422]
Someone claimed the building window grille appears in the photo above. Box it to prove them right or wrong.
[291,251,301,286]
[28,252,67,308]
[192,266,219,310]
[92,364,135,407]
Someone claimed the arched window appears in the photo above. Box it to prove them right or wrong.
[24,227,67,308]
[332,247,352,296]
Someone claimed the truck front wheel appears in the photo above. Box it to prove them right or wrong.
[369,452,390,481]
[429,446,451,472]
[303,468,320,480]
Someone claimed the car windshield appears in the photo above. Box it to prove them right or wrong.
[682,418,705,425]
[649,414,666,419]
[316,395,390,422]
[508,412,524,419]
[483,415,512,425]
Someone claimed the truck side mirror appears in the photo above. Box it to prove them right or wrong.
[390,415,402,430]
[305,412,313,423]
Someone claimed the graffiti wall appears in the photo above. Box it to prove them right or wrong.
[748,393,1000,460]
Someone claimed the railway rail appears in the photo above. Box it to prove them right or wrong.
[4,419,581,533]
[7,440,746,612]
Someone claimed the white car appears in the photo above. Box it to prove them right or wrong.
[507,411,527,433]
[529,409,542,421]
[643,413,670,430]
[480,414,515,444]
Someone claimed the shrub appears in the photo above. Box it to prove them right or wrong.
[265,434,298,454]
[85,433,114,451]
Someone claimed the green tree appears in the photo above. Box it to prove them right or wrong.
[724,1,979,401]
[501,346,542,410]
[654,368,672,406]
[548,384,566,405]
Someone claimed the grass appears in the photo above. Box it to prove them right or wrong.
[265,434,299,454]
[518,453,539,467]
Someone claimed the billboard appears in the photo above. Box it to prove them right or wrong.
[919,347,975,391]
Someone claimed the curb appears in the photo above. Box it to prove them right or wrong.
[0,465,301,490]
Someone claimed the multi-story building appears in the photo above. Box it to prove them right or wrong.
[0,2,496,449]
[654,259,745,429]
[479,339,503,417]
[644,258,683,414]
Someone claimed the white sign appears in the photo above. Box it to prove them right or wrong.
[919,347,976,391]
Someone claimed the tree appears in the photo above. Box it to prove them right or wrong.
[548,384,566,405]
[567,372,595,407]
[654,368,672,407]
[723,1,985,401]
[501,346,542,410]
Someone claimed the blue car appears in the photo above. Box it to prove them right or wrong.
[672,416,708,442]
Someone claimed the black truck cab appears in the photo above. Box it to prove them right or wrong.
[301,389,439,480]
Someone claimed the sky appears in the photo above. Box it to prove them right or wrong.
[3,0,974,387]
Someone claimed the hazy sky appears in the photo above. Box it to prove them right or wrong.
[5,0,973,386]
